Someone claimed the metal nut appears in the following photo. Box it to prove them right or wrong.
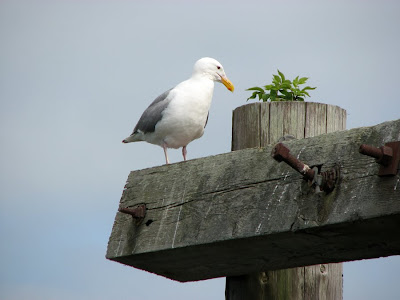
[377,146,393,166]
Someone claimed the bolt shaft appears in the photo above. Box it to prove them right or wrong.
[119,205,146,219]
[359,144,393,166]
[272,143,315,180]
[359,144,383,160]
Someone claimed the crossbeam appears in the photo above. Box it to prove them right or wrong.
[106,119,400,282]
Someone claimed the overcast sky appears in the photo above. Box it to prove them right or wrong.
[1,0,399,299]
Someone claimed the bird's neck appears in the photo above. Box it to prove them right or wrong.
[191,72,215,82]
[187,74,214,90]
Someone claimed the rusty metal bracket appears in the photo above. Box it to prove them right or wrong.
[359,141,400,176]
[272,143,338,193]
[119,204,146,220]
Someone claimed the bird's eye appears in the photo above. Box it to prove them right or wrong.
[217,66,221,70]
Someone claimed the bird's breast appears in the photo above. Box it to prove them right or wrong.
[153,85,213,148]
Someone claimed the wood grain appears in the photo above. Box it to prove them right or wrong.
[106,118,400,283]
[228,102,344,300]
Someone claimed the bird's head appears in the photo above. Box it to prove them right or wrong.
[192,57,234,92]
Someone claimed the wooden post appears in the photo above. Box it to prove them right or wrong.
[227,102,346,300]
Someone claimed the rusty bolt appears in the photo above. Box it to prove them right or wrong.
[272,143,315,181]
[359,144,393,166]
[119,204,146,219]
[360,141,400,176]
[320,167,339,193]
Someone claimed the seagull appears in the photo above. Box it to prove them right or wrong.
[122,57,234,164]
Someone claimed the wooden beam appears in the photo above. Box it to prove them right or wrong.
[106,119,400,282]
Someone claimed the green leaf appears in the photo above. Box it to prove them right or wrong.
[270,89,277,101]
[283,93,293,101]
[264,84,274,90]
[261,93,270,102]
[298,77,308,84]
[293,76,299,87]
[270,85,280,91]
[277,70,285,81]
[246,87,264,92]
[246,92,259,101]
[280,90,293,99]
[297,97,305,101]
[273,74,281,84]
[280,89,288,95]
[301,86,317,91]
[283,79,292,85]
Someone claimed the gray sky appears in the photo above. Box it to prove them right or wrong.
[1,0,399,299]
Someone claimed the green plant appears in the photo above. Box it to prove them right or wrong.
[247,70,316,102]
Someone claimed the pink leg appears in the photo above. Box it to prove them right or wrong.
[162,143,170,164]
[182,146,187,161]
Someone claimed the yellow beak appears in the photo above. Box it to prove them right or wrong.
[220,75,235,92]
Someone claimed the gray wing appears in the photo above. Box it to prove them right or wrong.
[132,89,173,134]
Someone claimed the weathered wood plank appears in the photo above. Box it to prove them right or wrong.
[231,103,262,150]
[225,265,342,300]
[305,102,327,138]
[106,119,400,282]
[327,104,345,133]
[303,263,343,300]
[263,268,305,299]
[259,103,270,147]
[269,102,307,143]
